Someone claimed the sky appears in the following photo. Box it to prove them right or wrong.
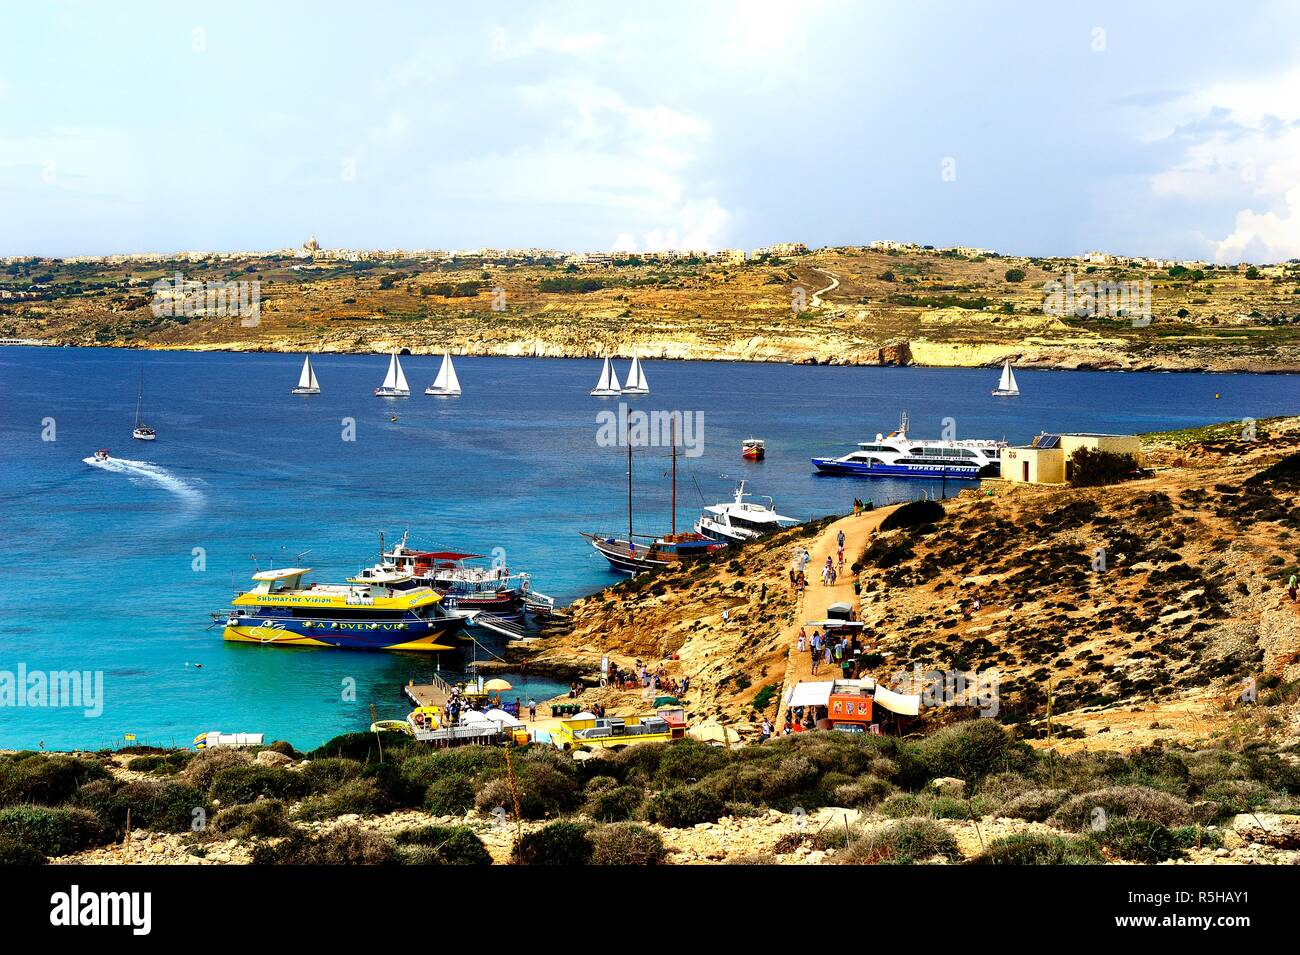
[3,0,1300,261]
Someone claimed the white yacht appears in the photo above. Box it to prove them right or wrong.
[694,482,798,544]
[621,354,649,395]
[591,356,622,396]
[992,359,1019,397]
[424,351,461,397]
[292,355,321,395]
[812,412,1005,480]
[374,351,411,397]
[132,369,156,440]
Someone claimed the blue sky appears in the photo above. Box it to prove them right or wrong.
[4,0,1300,261]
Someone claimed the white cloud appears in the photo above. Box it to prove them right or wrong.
[1146,64,1300,262]
[489,24,608,60]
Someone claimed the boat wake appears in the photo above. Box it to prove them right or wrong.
[82,455,204,506]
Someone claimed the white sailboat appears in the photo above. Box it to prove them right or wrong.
[621,354,649,396]
[291,355,321,395]
[132,369,156,440]
[374,351,411,397]
[991,359,1019,397]
[590,356,622,396]
[424,350,462,397]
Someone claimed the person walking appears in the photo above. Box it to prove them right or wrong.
[837,529,846,550]
[1289,572,1298,602]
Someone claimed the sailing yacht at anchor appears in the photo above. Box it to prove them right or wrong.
[374,351,411,397]
[991,359,1019,397]
[424,351,462,397]
[291,355,321,395]
[590,356,622,396]
[132,369,156,440]
[621,354,649,396]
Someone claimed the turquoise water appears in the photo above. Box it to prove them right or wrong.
[1,347,1296,750]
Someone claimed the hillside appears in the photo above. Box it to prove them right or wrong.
[509,418,1300,751]
[6,247,1300,371]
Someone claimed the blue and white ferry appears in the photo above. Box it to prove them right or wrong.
[812,413,1005,480]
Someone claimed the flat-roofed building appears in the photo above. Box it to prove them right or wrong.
[1000,432,1141,484]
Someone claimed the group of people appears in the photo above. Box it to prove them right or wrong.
[799,626,869,680]
[852,497,873,516]
[604,659,690,699]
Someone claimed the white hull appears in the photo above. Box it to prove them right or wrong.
[374,388,410,398]
[291,387,320,395]
[991,388,1019,397]
[424,387,460,397]
[620,387,649,396]
[132,429,156,441]
[590,387,621,397]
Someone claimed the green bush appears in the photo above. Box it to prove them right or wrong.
[307,732,416,762]
[880,500,945,532]
[880,793,928,818]
[1000,789,1068,822]
[837,819,959,864]
[394,825,492,865]
[968,833,1102,865]
[298,757,364,794]
[251,825,398,865]
[400,747,504,789]
[582,785,644,822]
[511,821,593,865]
[473,763,579,820]
[653,740,729,786]
[0,836,46,865]
[73,780,210,834]
[179,749,251,792]
[832,775,895,807]
[209,765,304,804]
[0,755,109,806]
[212,799,293,838]
[591,823,666,865]
[1050,785,1194,830]
[647,786,724,828]
[912,720,1033,783]
[126,753,189,775]
[1170,825,1223,850]
[295,778,392,821]
[1068,448,1138,488]
[1202,779,1275,815]
[1089,818,1180,863]
[0,806,110,856]
[424,775,475,816]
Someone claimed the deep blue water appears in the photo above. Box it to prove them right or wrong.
[1,347,1296,750]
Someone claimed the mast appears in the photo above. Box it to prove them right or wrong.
[135,369,144,426]
[627,441,633,545]
[671,415,677,537]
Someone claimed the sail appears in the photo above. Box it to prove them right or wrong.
[298,356,314,389]
[997,360,1019,394]
[134,371,144,426]
[308,359,319,390]
[393,354,410,393]
[382,352,399,389]
[443,353,460,392]
[607,357,622,391]
[630,356,648,391]
[595,357,611,391]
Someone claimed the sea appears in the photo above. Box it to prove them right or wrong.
[1,346,1296,750]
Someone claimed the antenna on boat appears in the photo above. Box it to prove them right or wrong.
[295,549,312,564]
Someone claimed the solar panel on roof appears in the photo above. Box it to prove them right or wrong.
[1033,433,1060,449]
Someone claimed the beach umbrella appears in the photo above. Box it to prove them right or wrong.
[483,678,513,692]
[653,695,682,708]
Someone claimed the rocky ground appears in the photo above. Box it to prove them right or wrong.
[6,247,1300,371]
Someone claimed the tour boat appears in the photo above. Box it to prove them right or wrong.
[374,351,411,397]
[424,350,462,397]
[366,532,552,619]
[812,412,1004,480]
[590,356,622,396]
[132,369,156,440]
[292,355,321,395]
[694,482,797,545]
[992,359,1019,397]
[216,566,466,651]
[583,421,722,573]
[742,438,765,461]
[621,354,649,396]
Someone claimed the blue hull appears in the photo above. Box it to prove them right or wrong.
[811,458,982,480]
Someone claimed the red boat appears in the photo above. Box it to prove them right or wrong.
[742,438,765,461]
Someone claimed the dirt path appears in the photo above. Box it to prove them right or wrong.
[809,268,840,308]
[774,505,895,725]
